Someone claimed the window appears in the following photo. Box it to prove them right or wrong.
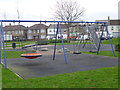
[16,31,18,34]
[37,30,39,33]
[41,35,46,39]
[41,29,45,33]
[111,26,114,30]
[112,32,120,38]
[19,31,23,34]
[28,30,32,33]
[7,31,11,34]
[12,31,14,34]
[33,30,36,33]
[21,31,23,34]
[50,30,52,32]
[28,35,33,39]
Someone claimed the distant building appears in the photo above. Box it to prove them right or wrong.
[28,24,48,40]
[4,23,48,41]
[47,24,68,40]
[96,19,120,38]
[69,24,87,36]
[4,24,28,41]
[108,20,120,37]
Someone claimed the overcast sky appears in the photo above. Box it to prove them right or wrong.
[0,0,119,25]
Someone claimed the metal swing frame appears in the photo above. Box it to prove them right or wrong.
[0,20,116,68]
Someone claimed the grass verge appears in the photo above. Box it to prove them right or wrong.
[2,51,26,59]
[81,51,120,58]
[0,64,2,89]
[102,37,119,45]
[2,65,118,88]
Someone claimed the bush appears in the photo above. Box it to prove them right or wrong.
[36,40,49,45]
[115,44,120,52]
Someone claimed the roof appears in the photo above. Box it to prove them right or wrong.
[4,25,28,31]
[48,24,68,29]
[29,24,48,30]
[96,19,120,25]
[110,20,120,25]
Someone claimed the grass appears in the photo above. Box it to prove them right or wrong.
[0,64,2,89]
[2,65,118,88]
[2,51,26,59]
[5,41,36,48]
[2,50,119,59]
[48,37,119,45]
[81,51,120,58]
[102,37,119,45]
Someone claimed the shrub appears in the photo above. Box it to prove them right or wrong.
[115,44,120,52]
[48,39,68,43]
[36,40,49,45]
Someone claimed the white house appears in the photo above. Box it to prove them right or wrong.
[4,34,12,41]
[96,19,120,38]
[108,20,120,37]
[47,24,68,40]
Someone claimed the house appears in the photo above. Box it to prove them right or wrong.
[4,23,48,41]
[47,24,68,40]
[4,24,28,41]
[69,24,87,38]
[28,24,48,40]
[96,19,120,38]
[108,20,120,37]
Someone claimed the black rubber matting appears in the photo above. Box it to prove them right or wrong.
[6,53,118,79]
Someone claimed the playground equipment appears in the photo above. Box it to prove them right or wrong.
[70,24,82,54]
[21,53,42,59]
[81,24,100,53]
[0,20,116,68]
[70,23,100,53]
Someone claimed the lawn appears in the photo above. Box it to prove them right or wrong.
[0,64,2,89]
[102,37,119,45]
[48,37,119,45]
[2,65,118,88]
[5,41,36,48]
[81,51,120,58]
[2,51,26,59]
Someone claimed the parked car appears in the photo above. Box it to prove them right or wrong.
[101,36,113,40]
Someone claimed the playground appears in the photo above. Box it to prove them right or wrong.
[0,20,119,88]
[3,44,118,79]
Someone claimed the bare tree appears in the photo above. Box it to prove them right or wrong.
[54,0,84,21]
[53,0,85,41]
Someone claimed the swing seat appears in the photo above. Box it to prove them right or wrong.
[21,53,42,59]
[89,50,97,53]
[73,51,82,54]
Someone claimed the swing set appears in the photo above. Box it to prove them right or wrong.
[0,20,116,68]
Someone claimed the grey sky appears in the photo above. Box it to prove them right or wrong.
[0,0,119,22]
